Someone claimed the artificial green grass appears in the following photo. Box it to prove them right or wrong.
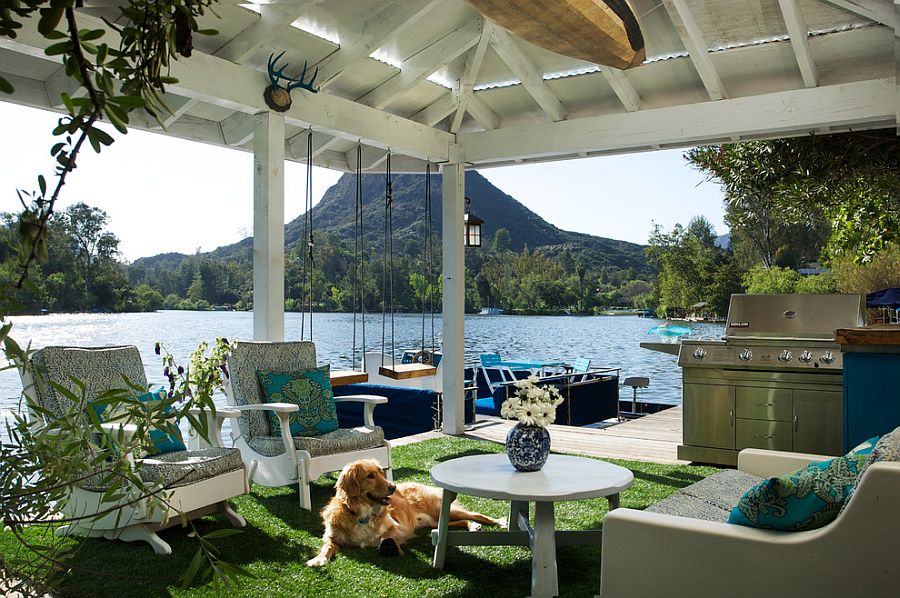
[1,437,718,597]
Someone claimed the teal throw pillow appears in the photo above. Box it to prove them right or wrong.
[728,438,877,531]
[89,387,186,456]
[256,365,338,437]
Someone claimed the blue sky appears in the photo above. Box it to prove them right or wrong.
[0,101,726,261]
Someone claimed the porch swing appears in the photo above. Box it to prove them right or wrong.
[378,154,439,381]
[298,131,368,386]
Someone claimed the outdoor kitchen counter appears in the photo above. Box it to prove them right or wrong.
[835,325,900,351]
[836,325,900,446]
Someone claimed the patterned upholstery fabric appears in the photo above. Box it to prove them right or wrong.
[257,366,339,436]
[728,455,866,531]
[844,426,900,508]
[227,341,317,439]
[82,447,244,491]
[30,346,147,420]
[247,426,385,458]
[646,469,763,523]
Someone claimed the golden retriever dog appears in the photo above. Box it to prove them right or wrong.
[307,459,506,567]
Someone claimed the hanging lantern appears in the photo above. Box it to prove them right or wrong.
[464,197,483,248]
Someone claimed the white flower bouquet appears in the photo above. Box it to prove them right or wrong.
[500,376,564,427]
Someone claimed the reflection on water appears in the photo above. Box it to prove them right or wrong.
[1,311,724,415]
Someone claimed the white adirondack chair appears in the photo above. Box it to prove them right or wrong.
[224,341,392,510]
[20,345,248,555]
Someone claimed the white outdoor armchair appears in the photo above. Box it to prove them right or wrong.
[20,345,248,555]
[224,341,392,510]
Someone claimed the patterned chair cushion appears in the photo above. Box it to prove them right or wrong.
[257,366,338,437]
[728,454,868,531]
[247,426,385,458]
[227,341,317,440]
[843,427,900,508]
[81,447,244,491]
[30,346,147,420]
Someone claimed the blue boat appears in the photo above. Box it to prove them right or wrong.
[647,323,692,338]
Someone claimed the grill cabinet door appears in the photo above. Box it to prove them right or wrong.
[683,383,735,449]
[793,390,843,455]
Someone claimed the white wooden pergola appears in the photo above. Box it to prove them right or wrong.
[1,0,896,434]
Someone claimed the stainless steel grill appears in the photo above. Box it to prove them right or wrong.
[676,294,865,465]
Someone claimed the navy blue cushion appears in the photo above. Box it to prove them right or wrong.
[333,384,473,440]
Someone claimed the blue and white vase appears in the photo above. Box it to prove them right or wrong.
[506,423,551,471]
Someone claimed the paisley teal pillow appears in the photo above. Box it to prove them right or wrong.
[89,387,186,455]
[728,438,877,531]
[256,366,338,437]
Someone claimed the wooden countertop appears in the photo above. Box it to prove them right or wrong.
[834,325,900,346]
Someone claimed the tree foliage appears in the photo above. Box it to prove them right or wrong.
[687,131,900,265]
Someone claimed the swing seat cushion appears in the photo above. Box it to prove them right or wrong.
[257,366,339,437]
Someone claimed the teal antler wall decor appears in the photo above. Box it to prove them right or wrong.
[263,51,319,112]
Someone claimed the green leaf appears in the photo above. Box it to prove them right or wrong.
[44,40,73,56]
[81,41,98,55]
[179,547,205,588]
[79,28,104,42]
[38,7,65,36]
[92,127,114,147]
[200,528,243,540]
[50,142,65,156]
[0,76,12,94]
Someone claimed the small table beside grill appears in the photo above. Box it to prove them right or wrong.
[430,454,633,598]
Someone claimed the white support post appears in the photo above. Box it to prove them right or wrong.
[252,112,285,341]
[441,157,466,435]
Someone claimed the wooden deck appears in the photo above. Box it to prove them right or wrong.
[393,406,687,464]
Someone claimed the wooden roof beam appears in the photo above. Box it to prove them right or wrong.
[286,132,341,161]
[7,11,454,163]
[315,0,442,91]
[412,93,458,126]
[778,0,818,88]
[461,79,893,164]
[451,20,494,133]
[820,0,894,27]
[357,22,481,110]
[666,0,727,100]
[602,67,642,112]
[213,1,322,64]
[489,28,567,122]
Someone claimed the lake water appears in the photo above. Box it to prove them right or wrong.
[0,311,724,417]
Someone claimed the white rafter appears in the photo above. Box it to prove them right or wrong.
[450,20,494,133]
[7,11,453,164]
[778,0,818,87]
[466,94,501,131]
[489,28,567,122]
[156,95,199,129]
[602,67,642,112]
[357,22,481,110]
[820,0,894,27]
[461,79,893,164]
[412,94,458,126]
[665,0,727,100]
[213,1,321,64]
[315,0,442,91]
[286,132,341,161]
[221,111,256,146]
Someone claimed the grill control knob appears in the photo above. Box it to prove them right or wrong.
[778,350,793,363]
[799,350,813,363]
[739,349,752,361]
[693,347,707,360]
[819,350,835,365]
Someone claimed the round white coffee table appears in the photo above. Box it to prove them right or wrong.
[430,453,633,598]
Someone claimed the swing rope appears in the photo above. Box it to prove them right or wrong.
[421,163,436,359]
[300,129,315,341]
[381,151,395,369]
[352,143,366,371]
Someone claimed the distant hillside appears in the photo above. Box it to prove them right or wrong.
[134,171,651,275]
